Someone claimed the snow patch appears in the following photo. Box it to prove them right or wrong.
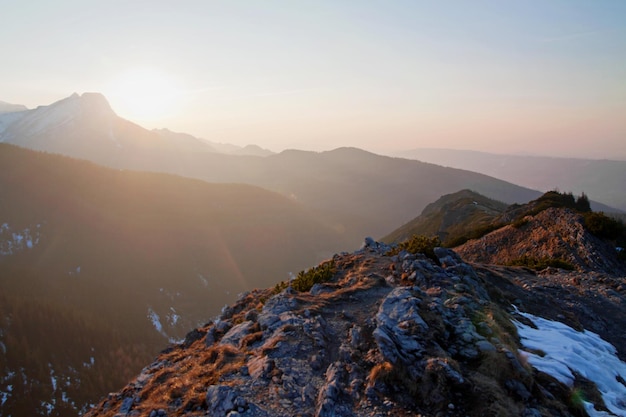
[167,307,180,326]
[147,307,164,334]
[0,391,8,406]
[0,223,42,255]
[198,273,209,287]
[515,310,626,416]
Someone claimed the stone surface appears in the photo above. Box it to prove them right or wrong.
[85,234,626,417]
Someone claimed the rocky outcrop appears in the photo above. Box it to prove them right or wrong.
[456,207,626,274]
[84,239,626,417]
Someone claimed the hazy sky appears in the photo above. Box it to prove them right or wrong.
[2,1,625,158]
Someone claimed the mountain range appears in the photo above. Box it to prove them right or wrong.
[396,148,626,213]
[2,93,625,416]
[0,93,550,247]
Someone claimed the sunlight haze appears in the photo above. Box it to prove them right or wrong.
[2,1,625,159]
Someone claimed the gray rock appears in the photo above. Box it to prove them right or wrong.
[374,287,428,364]
[206,385,237,417]
[248,355,274,380]
[316,362,347,417]
[258,293,299,332]
[476,340,497,353]
[119,397,134,414]
[220,320,255,347]
[506,379,531,401]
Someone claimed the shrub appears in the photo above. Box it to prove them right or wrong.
[583,212,625,240]
[388,235,441,261]
[524,190,591,217]
[575,193,591,212]
[445,222,505,248]
[291,260,336,292]
[506,256,575,271]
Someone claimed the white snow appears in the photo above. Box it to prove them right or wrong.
[41,400,54,415]
[515,310,626,416]
[49,365,57,391]
[83,356,95,368]
[167,307,180,326]
[1,223,42,255]
[198,273,209,287]
[147,307,169,339]
[2,94,80,142]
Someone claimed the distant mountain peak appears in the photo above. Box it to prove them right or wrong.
[0,100,28,114]
[54,92,116,117]
[77,92,115,112]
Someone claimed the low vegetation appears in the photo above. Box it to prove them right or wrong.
[524,190,591,217]
[583,211,625,240]
[506,256,575,271]
[387,234,441,261]
[444,222,505,248]
[291,260,337,292]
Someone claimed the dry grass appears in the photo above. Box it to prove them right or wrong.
[467,372,522,417]
[367,361,394,386]
[132,344,245,416]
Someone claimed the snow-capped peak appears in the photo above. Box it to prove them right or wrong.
[0,92,116,142]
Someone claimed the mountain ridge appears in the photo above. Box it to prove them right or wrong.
[0,143,351,417]
[83,231,626,417]
[396,147,626,212]
[0,93,549,247]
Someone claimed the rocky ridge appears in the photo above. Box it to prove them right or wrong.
[84,237,626,417]
[456,207,626,275]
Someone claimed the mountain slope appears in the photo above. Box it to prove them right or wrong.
[0,144,349,417]
[397,148,626,212]
[0,93,217,164]
[455,207,626,275]
[83,239,626,417]
[1,94,545,247]
[382,189,509,245]
[0,100,27,114]
[165,147,542,244]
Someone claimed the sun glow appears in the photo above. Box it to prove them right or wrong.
[106,68,184,123]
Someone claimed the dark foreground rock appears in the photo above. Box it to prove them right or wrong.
[84,240,626,417]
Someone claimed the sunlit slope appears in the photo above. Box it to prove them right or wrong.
[0,143,351,416]
[382,189,509,245]
[1,94,544,246]
[0,144,348,331]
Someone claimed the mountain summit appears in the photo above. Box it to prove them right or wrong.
[0,92,216,164]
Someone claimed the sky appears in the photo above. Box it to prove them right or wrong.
[1,1,625,158]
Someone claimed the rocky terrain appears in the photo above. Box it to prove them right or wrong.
[84,232,626,417]
[456,207,626,275]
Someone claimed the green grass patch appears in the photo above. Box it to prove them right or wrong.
[506,256,575,271]
[387,235,441,261]
[291,260,337,292]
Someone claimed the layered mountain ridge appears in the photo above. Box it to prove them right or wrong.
[397,148,626,212]
[0,93,549,246]
[2,93,625,417]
